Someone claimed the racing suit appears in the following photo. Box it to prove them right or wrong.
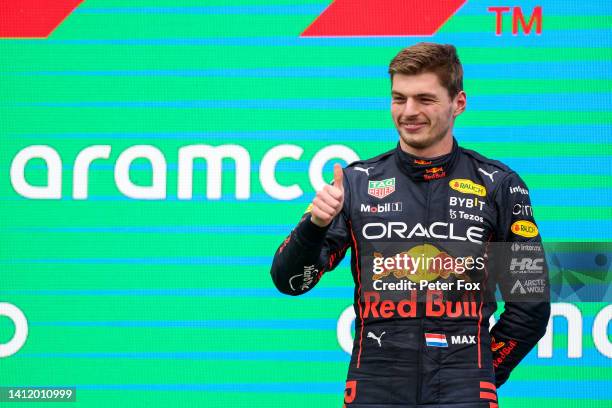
[271,138,550,407]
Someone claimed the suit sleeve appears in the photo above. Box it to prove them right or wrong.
[489,172,551,387]
[270,172,351,296]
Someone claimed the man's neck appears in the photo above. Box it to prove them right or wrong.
[399,134,454,158]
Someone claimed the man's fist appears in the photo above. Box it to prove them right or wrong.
[310,163,345,228]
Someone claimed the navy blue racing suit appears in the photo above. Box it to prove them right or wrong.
[271,139,550,407]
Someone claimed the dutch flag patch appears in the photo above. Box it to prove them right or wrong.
[424,333,448,347]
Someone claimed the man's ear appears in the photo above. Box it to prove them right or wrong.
[453,91,467,117]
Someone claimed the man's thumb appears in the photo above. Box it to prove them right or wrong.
[333,163,344,191]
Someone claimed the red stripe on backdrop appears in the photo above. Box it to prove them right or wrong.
[0,0,83,38]
[301,0,467,37]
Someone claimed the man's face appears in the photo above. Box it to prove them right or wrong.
[391,72,466,151]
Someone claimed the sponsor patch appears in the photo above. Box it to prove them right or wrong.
[414,159,432,165]
[449,196,486,211]
[367,331,385,347]
[493,339,518,369]
[510,257,544,274]
[511,220,539,238]
[424,166,446,180]
[425,333,448,347]
[510,280,526,294]
[478,167,499,182]
[449,209,484,223]
[360,202,402,214]
[362,222,485,244]
[509,185,529,195]
[512,203,533,217]
[289,264,318,291]
[354,166,373,176]
[368,178,395,199]
[511,242,542,252]
[511,278,546,294]
[491,337,505,352]
[449,179,487,197]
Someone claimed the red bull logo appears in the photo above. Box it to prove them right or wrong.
[425,172,446,180]
[493,339,518,369]
[425,167,444,174]
[424,166,446,180]
[426,290,478,317]
[363,290,478,318]
[414,159,433,165]
[491,337,505,352]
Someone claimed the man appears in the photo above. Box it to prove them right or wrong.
[271,43,550,407]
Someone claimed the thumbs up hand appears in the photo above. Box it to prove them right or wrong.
[310,163,345,228]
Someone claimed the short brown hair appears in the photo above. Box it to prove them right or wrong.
[388,42,463,98]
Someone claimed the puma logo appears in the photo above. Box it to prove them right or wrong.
[478,168,499,182]
[355,166,374,176]
[367,331,386,347]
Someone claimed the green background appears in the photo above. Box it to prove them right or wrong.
[0,0,611,406]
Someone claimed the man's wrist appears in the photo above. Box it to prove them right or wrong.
[310,214,330,228]
[297,213,330,246]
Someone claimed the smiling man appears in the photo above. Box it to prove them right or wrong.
[271,43,550,407]
[390,60,465,157]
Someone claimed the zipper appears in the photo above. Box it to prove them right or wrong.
[416,180,432,403]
